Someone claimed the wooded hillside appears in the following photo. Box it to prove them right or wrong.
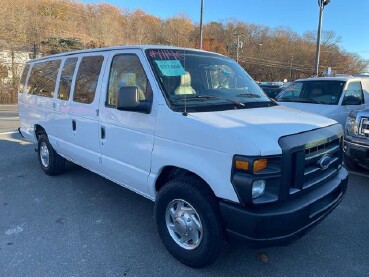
[0,0,368,103]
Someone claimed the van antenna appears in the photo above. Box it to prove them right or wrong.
[182,50,188,116]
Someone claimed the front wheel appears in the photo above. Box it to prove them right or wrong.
[155,177,225,267]
[38,134,65,176]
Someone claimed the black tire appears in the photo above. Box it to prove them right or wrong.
[343,154,361,171]
[155,177,226,267]
[37,134,65,176]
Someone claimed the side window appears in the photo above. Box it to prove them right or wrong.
[27,60,61,97]
[19,64,30,94]
[107,54,152,107]
[58,58,78,101]
[73,56,104,104]
[345,81,364,104]
[281,82,303,98]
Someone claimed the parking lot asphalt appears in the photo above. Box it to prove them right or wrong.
[1,105,369,276]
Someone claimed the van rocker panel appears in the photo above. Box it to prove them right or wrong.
[219,167,348,248]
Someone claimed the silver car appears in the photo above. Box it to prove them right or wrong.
[276,76,369,126]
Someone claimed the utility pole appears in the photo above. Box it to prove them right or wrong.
[33,43,37,59]
[199,0,204,49]
[236,34,240,63]
[290,54,294,80]
[233,32,244,63]
[314,0,331,77]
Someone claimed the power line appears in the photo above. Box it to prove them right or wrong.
[240,59,312,73]
[241,56,313,71]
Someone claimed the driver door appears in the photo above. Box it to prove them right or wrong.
[98,50,157,197]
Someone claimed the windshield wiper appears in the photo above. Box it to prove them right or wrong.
[278,98,322,104]
[304,98,322,104]
[175,95,245,107]
[277,98,294,102]
[236,93,261,98]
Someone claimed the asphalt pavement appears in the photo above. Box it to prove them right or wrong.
[1,105,369,276]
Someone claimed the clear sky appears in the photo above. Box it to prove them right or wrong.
[82,0,369,60]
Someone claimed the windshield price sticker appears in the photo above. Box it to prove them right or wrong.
[155,60,185,76]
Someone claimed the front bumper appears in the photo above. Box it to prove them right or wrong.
[344,139,369,163]
[219,168,348,248]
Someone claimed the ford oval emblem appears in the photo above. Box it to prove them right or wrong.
[318,154,331,170]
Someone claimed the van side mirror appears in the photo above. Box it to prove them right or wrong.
[342,95,362,106]
[116,86,151,114]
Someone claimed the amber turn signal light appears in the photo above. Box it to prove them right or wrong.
[253,159,268,172]
[235,160,249,171]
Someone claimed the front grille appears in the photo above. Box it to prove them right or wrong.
[289,138,342,195]
[302,138,341,189]
[359,117,369,137]
[278,124,344,200]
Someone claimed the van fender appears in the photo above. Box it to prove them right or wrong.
[148,137,239,203]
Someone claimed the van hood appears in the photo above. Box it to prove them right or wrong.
[188,105,338,156]
[278,102,338,116]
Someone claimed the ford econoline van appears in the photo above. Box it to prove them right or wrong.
[276,76,369,126]
[18,46,348,267]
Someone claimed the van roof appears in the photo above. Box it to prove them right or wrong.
[295,76,369,82]
[27,45,224,63]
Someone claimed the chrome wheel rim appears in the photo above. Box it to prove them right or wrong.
[165,199,203,250]
[40,142,50,168]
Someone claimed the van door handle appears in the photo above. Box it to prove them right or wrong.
[72,120,76,131]
[101,126,105,139]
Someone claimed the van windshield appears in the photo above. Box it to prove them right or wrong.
[145,49,273,112]
[276,80,346,105]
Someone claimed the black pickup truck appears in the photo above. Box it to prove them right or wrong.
[344,109,369,170]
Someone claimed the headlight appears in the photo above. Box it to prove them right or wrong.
[252,180,266,199]
[232,155,281,204]
[345,116,357,135]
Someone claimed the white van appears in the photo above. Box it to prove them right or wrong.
[276,76,369,126]
[18,46,348,267]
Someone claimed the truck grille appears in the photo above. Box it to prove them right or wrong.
[278,124,343,200]
[302,138,341,189]
[289,138,342,195]
[359,117,369,137]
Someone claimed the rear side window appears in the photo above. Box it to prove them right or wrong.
[58,58,78,101]
[27,60,61,97]
[19,64,30,94]
[73,56,104,104]
[345,81,364,104]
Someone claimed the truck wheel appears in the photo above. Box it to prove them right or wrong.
[155,177,225,267]
[38,134,65,176]
[343,154,361,171]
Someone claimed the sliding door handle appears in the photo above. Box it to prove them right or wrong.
[101,126,106,139]
[72,120,76,131]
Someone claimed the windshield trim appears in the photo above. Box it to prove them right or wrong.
[169,100,277,113]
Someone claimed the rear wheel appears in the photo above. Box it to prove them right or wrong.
[155,177,225,267]
[38,134,65,175]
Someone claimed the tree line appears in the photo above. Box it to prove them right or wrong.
[0,0,368,103]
